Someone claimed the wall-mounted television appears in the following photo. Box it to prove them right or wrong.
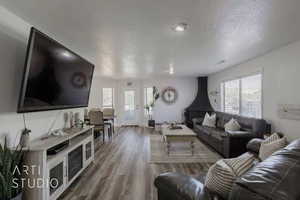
[17,27,94,113]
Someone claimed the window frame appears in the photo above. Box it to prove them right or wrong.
[102,87,114,108]
[221,72,263,118]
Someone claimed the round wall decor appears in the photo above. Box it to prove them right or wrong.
[161,87,178,104]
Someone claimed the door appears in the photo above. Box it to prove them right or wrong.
[123,89,139,125]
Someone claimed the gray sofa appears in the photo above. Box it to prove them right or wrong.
[193,112,267,158]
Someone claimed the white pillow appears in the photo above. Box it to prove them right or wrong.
[224,118,241,132]
[259,133,287,160]
[202,113,216,128]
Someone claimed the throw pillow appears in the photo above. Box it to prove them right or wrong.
[224,118,241,132]
[205,152,257,199]
[202,113,216,128]
[263,132,280,143]
[259,133,287,160]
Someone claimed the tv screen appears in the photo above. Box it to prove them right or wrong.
[18,27,94,113]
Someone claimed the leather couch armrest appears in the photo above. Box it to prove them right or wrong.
[154,172,219,200]
[246,138,264,154]
[252,119,267,138]
[225,131,254,138]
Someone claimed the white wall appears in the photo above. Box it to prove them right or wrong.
[143,77,197,124]
[88,77,197,126]
[208,40,300,141]
[0,6,84,146]
[89,77,118,108]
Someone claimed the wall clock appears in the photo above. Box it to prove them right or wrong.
[162,87,178,104]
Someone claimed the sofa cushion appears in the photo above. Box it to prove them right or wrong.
[193,117,204,126]
[196,126,213,136]
[154,172,222,200]
[217,116,225,129]
[215,112,267,138]
[231,139,300,200]
[236,118,252,131]
[210,129,226,141]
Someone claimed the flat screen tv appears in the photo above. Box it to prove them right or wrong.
[17,27,94,113]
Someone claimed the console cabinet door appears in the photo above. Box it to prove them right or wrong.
[67,145,83,182]
[47,157,67,200]
[84,138,94,166]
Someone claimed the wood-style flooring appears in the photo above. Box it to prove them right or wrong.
[59,127,211,200]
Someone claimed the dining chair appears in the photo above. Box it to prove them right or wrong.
[103,108,115,135]
[84,108,90,124]
[89,109,111,143]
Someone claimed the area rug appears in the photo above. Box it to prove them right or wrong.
[149,135,221,163]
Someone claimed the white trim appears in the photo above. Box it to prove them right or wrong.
[239,78,242,115]
[260,67,265,119]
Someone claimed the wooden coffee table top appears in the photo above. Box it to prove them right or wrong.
[162,125,196,137]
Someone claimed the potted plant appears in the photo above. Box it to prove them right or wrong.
[145,86,160,127]
[0,137,23,200]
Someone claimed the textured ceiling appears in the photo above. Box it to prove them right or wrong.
[1,0,300,78]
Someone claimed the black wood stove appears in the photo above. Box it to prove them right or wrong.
[184,77,214,128]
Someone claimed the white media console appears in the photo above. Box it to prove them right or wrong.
[23,126,95,200]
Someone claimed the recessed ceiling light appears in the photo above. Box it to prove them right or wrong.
[169,64,174,74]
[173,23,188,32]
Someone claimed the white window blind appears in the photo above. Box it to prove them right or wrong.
[221,74,262,118]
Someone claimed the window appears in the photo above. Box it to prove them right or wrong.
[223,79,240,115]
[102,88,114,108]
[241,74,262,118]
[144,87,153,114]
[221,74,262,118]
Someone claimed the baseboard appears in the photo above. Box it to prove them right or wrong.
[121,125,139,127]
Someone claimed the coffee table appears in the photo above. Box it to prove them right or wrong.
[161,125,197,156]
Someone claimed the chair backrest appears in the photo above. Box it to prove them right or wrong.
[103,108,114,117]
[90,108,102,112]
[89,110,104,125]
[84,108,89,119]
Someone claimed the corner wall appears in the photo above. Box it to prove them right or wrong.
[208,40,300,141]
[143,78,197,124]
